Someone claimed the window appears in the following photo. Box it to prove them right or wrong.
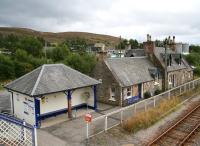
[109,87,116,101]
[123,87,132,99]
[23,102,29,115]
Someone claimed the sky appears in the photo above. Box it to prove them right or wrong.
[0,0,200,44]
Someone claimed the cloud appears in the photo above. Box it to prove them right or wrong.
[0,0,200,44]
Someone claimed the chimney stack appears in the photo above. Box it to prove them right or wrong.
[144,34,155,55]
[173,36,175,43]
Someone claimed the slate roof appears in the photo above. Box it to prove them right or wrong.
[5,64,100,97]
[104,57,156,87]
[154,47,192,72]
[124,49,146,57]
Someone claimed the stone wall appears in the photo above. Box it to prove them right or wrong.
[168,69,193,89]
[92,61,122,106]
[143,79,163,96]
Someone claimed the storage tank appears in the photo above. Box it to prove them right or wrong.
[182,43,189,54]
[175,43,182,53]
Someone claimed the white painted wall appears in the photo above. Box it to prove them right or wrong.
[12,92,35,125]
[40,86,94,115]
[40,92,67,115]
[71,87,94,107]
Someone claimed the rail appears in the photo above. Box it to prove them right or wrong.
[86,78,200,139]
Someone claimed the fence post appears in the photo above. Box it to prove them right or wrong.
[193,81,195,89]
[189,82,190,91]
[34,125,38,146]
[86,122,89,139]
[105,116,108,131]
[23,121,27,141]
[153,97,156,107]
[120,110,123,124]
[168,91,171,100]
[134,104,137,113]
[184,84,186,93]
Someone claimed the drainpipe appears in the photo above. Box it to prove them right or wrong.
[164,39,168,91]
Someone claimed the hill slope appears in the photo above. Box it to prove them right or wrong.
[0,27,120,47]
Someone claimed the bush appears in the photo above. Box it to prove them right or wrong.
[154,89,162,95]
[194,66,200,77]
[64,53,96,75]
[123,97,181,133]
[0,54,15,81]
[144,92,151,99]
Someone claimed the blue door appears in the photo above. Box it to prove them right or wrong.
[138,83,142,98]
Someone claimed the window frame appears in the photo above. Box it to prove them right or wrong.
[109,87,116,101]
[123,86,132,99]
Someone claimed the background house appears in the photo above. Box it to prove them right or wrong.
[143,35,193,90]
[5,64,100,128]
[93,57,162,107]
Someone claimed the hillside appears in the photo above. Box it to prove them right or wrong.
[0,27,120,47]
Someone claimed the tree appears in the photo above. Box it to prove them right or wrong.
[0,54,15,80]
[15,49,29,62]
[185,53,200,66]
[20,36,43,56]
[50,44,70,62]
[64,53,97,75]
[189,45,200,53]
[129,39,139,49]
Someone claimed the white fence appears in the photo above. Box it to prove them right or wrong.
[86,78,200,139]
[0,113,37,146]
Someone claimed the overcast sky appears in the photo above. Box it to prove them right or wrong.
[0,0,200,44]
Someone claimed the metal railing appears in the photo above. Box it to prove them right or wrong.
[0,113,37,146]
[86,78,200,139]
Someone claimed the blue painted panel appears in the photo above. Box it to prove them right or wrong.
[93,85,97,110]
[34,98,40,128]
[39,103,94,120]
[138,84,142,98]
[127,96,140,105]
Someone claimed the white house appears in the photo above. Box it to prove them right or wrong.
[5,64,100,128]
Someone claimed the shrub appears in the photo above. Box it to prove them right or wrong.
[144,92,151,99]
[0,54,15,81]
[154,89,162,95]
[123,97,181,133]
[194,66,200,77]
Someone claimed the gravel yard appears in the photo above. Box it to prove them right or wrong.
[87,95,200,146]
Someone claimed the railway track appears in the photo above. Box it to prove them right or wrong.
[148,103,200,146]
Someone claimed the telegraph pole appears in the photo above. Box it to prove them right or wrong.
[164,37,170,91]
[119,36,122,58]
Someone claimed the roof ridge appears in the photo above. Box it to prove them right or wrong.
[62,64,100,82]
[30,65,45,96]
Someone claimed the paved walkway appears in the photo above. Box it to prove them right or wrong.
[38,103,121,146]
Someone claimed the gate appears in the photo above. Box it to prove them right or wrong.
[0,113,36,146]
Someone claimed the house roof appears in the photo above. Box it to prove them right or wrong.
[154,47,192,72]
[5,64,100,97]
[124,49,146,57]
[104,57,156,87]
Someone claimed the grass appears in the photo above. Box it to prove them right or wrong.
[123,85,200,133]
[123,97,181,133]
[0,80,10,91]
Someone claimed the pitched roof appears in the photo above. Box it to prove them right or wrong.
[5,64,100,96]
[154,47,192,72]
[124,49,146,57]
[104,57,156,87]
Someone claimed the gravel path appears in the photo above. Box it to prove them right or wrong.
[87,95,200,146]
